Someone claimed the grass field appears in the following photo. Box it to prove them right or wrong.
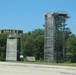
[23,61,76,67]
[3,60,76,67]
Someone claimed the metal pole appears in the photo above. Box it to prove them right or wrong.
[20,34,23,61]
[56,24,59,63]
[62,23,65,63]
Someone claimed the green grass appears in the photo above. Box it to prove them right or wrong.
[23,61,76,67]
[4,60,76,67]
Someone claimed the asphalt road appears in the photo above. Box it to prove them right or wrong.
[0,62,76,75]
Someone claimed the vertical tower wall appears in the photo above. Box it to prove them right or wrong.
[44,13,54,62]
[6,38,17,61]
[44,11,69,63]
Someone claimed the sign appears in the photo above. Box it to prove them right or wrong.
[20,55,23,58]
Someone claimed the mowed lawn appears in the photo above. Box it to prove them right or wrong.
[23,61,76,67]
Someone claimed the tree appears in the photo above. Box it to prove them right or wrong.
[0,34,7,61]
[22,29,44,60]
[22,32,34,57]
[31,29,44,60]
[66,34,76,62]
[34,34,44,60]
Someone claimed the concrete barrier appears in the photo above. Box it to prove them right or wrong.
[26,56,35,62]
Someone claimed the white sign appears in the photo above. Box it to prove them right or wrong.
[20,55,23,58]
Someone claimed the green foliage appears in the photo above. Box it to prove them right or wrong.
[22,29,44,60]
[54,29,70,62]
[34,34,44,60]
[22,28,75,62]
[0,28,76,63]
[0,34,7,61]
[66,34,76,62]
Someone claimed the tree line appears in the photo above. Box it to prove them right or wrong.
[0,29,76,62]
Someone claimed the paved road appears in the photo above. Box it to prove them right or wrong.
[0,62,76,75]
